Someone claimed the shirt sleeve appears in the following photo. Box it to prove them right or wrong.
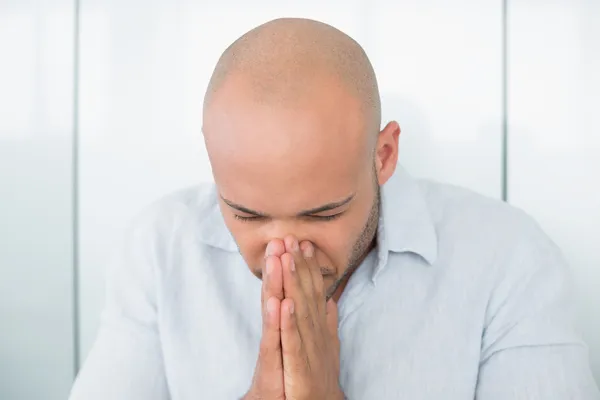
[69,213,170,400]
[475,217,600,399]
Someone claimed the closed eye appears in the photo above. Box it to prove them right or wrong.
[308,213,343,221]
[233,214,263,222]
[233,213,344,222]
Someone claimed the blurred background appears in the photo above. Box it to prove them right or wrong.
[0,0,598,398]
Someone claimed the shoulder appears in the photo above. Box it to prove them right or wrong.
[415,180,576,337]
[418,179,556,253]
[415,179,569,288]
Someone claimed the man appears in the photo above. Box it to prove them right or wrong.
[70,18,599,399]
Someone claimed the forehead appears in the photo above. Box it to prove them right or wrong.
[203,79,370,213]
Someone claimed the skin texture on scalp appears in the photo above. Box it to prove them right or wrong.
[202,18,399,301]
[203,17,381,135]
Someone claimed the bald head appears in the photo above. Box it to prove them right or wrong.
[201,19,400,300]
[203,17,381,133]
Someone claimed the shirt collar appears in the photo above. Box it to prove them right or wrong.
[198,166,439,266]
[373,166,438,279]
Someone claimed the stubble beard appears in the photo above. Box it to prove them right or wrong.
[325,182,381,300]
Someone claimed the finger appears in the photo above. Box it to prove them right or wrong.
[280,298,308,382]
[265,238,285,259]
[262,255,283,305]
[281,252,323,367]
[258,247,284,377]
[284,235,314,295]
[300,240,326,315]
[256,296,284,384]
[281,252,310,326]
[261,239,284,314]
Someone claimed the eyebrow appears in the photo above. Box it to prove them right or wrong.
[221,193,356,218]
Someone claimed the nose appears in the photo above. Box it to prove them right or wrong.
[262,220,309,256]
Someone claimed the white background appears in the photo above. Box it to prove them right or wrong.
[0,1,598,398]
[0,1,75,399]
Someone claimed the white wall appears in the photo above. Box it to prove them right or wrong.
[0,1,75,399]
[77,0,503,361]
[507,0,600,379]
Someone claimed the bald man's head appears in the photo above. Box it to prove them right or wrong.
[201,18,400,301]
[203,17,381,134]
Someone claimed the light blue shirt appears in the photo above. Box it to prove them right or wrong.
[70,168,600,399]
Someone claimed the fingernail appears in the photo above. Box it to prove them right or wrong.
[302,242,313,258]
[289,257,295,272]
[289,301,294,314]
[292,239,299,252]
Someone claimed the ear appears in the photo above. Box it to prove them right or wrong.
[375,121,401,186]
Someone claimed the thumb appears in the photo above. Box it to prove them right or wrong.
[259,297,283,367]
[253,297,283,390]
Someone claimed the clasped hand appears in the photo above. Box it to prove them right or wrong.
[244,235,344,400]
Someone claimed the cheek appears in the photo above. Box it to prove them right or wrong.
[312,227,353,272]
[317,203,375,272]
[300,213,367,274]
